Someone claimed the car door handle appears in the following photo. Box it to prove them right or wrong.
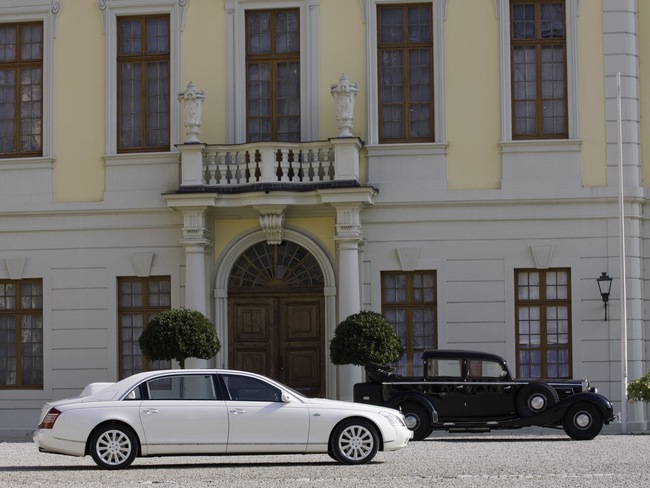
[230,408,246,414]
[143,408,159,414]
[455,385,464,390]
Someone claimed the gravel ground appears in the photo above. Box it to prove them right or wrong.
[1,433,649,487]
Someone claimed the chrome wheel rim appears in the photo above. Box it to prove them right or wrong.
[574,411,593,429]
[95,429,132,466]
[529,394,547,411]
[338,425,374,461]
[404,413,420,430]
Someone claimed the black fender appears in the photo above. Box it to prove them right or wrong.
[506,392,614,427]
[384,391,439,424]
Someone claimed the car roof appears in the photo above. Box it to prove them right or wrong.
[421,350,507,363]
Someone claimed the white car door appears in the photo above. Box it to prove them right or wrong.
[138,373,229,455]
[220,373,310,453]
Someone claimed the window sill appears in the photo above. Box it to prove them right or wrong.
[366,142,449,158]
[103,151,179,167]
[499,139,581,154]
[0,156,55,170]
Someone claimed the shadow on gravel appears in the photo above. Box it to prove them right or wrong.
[424,437,570,443]
[1,460,381,472]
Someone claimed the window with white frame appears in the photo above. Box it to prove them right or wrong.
[363,0,445,146]
[497,0,578,142]
[99,0,184,154]
[515,268,572,379]
[225,0,319,143]
[0,1,56,160]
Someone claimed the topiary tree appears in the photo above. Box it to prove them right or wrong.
[627,370,650,403]
[139,308,220,369]
[329,310,403,366]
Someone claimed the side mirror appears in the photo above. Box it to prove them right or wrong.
[281,393,293,403]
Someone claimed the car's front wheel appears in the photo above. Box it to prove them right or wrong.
[562,402,604,440]
[400,402,431,441]
[89,423,138,470]
[330,419,379,465]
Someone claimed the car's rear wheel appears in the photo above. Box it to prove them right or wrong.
[562,402,603,440]
[330,419,379,465]
[89,423,138,470]
[400,402,431,441]
[515,383,559,417]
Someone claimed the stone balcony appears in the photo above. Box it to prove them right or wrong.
[176,137,363,193]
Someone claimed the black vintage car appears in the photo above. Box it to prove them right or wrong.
[354,350,615,441]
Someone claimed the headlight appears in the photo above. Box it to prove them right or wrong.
[380,411,406,427]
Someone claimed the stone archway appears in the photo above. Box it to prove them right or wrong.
[214,230,337,397]
[228,241,325,397]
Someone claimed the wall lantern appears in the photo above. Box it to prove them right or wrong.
[596,272,613,320]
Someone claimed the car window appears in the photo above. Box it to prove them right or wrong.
[468,360,504,379]
[145,374,217,400]
[221,374,282,402]
[427,359,462,379]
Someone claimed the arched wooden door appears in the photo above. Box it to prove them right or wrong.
[228,241,325,397]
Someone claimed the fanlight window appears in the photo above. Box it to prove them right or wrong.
[229,241,323,289]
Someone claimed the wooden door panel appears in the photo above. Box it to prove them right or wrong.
[229,298,277,377]
[283,346,322,397]
[230,349,270,377]
[280,297,324,397]
[230,300,273,342]
[229,294,324,397]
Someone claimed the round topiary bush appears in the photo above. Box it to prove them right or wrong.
[329,310,403,366]
[139,308,221,369]
[627,370,650,403]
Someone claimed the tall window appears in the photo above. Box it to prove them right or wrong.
[382,271,437,376]
[377,4,433,143]
[246,9,300,142]
[515,269,571,379]
[117,15,170,152]
[0,279,43,388]
[510,1,567,139]
[118,277,171,379]
[0,22,43,158]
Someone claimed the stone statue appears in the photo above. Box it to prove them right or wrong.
[178,81,206,143]
[330,73,359,137]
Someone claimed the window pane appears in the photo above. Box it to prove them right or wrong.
[378,5,433,143]
[118,277,171,379]
[246,9,300,142]
[0,25,18,62]
[511,2,567,138]
[146,18,169,54]
[0,279,43,387]
[119,20,142,56]
[247,12,271,55]
[383,271,437,376]
[380,8,404,43]
[1,23,43,157]
[117,16,170,151]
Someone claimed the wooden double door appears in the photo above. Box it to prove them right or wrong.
[228,293,325,398]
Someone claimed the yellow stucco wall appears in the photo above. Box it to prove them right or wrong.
[50,1,610,201]
[445,1,502,190]
[53,2,105,201]
[181,2,227,143]
[213,217,336,263]
[319,0,367,141]
[578,1,607,187]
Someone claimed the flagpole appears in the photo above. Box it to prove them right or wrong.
[617,72,628,434]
